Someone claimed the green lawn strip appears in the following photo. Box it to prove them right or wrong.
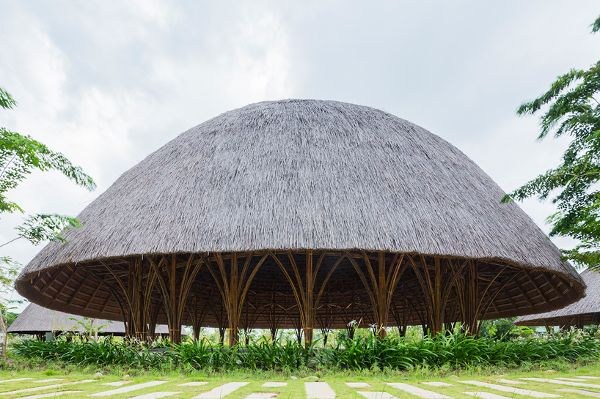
[0,364,600,399]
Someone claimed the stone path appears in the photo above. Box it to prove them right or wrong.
[460,380,560,398]
[90,381,167,397]
[1,375,600,398]
[522,377,600,389]
[19,391,82,399]
[0,378,33,384]
[193,382,249,399]
[496,378,525,385]
[346,382,370,388]
[102,381,130,387]
[129,393,179,399]
[178,382,208,387]
[464,392,513,399]
[262,382,287,388]
[305,382,335,399]
[422,382,453,387]
[357,392,398,399]
[388,382,451,398]
[0,379,94,397]
[557,388,600,397]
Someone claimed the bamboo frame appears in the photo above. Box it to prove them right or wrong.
[149,254,204,343]
[67,249,564,343]
[207,253,268,345]
[270,250,344,346]
[346,251,406,337]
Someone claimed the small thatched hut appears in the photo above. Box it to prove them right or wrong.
[15,100,585,345]
[8,303,169,338]
[515,269,600,328]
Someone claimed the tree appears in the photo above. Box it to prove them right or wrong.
[504,16,600,269]
[0,86,95,357]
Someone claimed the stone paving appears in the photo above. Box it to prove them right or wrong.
[0,375,599,398]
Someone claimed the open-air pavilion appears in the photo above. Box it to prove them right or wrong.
[8,303,169,339]
[515,269,599,328]
[15,100,585,346]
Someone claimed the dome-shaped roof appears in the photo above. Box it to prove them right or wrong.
[15,99,584,325]
[516,269,599,327]
[7,303,169,335]
[18,99,579,276]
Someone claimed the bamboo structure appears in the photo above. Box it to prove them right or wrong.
[8,303,169,337]
[516,269,600,328]
[15,100,585,343]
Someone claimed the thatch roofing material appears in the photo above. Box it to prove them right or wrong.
[14,99,584,323]
[7,303,169,335]
[515,269,600,327]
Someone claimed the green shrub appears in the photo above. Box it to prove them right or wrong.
[10,331,600,371]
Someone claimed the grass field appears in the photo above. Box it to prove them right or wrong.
[2,361,600,398]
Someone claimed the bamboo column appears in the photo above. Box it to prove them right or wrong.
[409,256,461,336]
[207,253,267,346]
[266,290,283,342]
[317,304,334,347]
[460,261,478,334]
[271,250,343,347]
[241,301,259,346]
[147,304,160,341]
[453,261,516,335]
[346,252,406,338]
[150,254,203,343]
[391,302,409,337]
[103,259,155,341]
[212,304,227,345]
[188,294,208,341]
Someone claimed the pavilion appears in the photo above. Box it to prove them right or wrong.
[515,269,599,328]
[8,303,169,339]
[15,100,585,345]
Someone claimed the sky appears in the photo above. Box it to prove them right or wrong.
[0,1,599,305]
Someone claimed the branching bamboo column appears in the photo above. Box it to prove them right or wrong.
[317,304,334,346]
[103,259,156,341]
[266,290,284,342]
[409,256,461,336]
[271,250,344,347]
[147,303,161,340]
[211,303,227,345]
[454,260,478,334]
[391,301,409,337]
[241,301,260,346]
[207,253,268,346]
[150,254,204,343]
[453,261,516,335]
[346,252,406,338]
[188,294,209,341]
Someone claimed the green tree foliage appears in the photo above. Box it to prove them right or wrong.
[504,16,600,268]
[0,86,95,356]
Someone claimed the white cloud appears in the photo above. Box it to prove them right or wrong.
[0,0,598,307]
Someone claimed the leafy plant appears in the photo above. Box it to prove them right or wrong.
[0,86,95,357]
[11,330,599,371]
[503,15,600,268]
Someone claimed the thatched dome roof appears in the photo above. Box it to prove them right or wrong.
[15,99,584,325]
[515,269,600,327]
[8,303,169,335]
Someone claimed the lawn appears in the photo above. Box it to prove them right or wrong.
[2,362,600,398]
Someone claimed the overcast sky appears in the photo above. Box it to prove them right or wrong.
[1,1,599,304]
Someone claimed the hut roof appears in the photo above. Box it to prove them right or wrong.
[7,303,169,335]
[15,99,584,322]
[515,269,600,327]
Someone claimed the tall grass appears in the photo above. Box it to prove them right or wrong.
[11,331,600,371]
